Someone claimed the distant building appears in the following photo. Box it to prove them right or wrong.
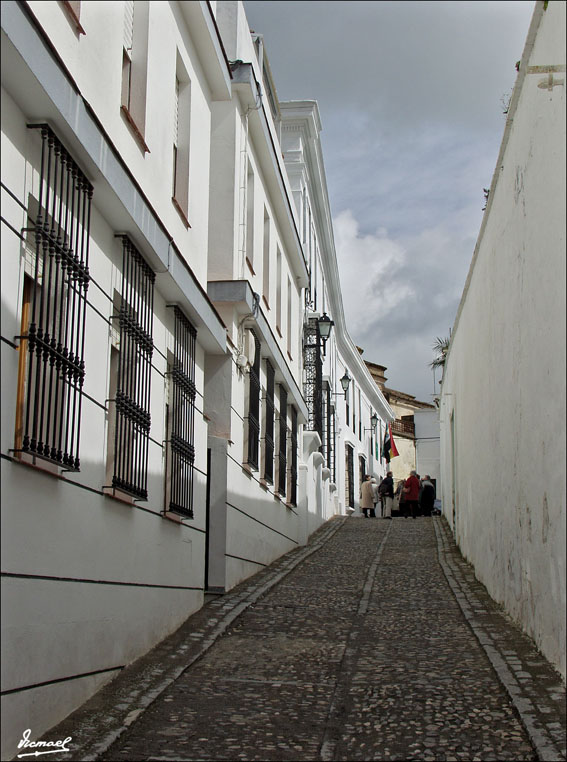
[365,360,436,487]
[439,0,566,679]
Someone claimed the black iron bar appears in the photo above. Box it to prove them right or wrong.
[56,153,73,462]
[31,132,54,453]
[61,162,78,466]
[43,140,63,457]
[67,170,83,464]
[50,148,67,461]
[74,182,92,469]
[64,165,81,466]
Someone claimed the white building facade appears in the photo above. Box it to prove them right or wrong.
[280,100,393,529]
[0,2,392,755]
[439,0,566,679]
[1,1,231,756]
[205,2,310,593]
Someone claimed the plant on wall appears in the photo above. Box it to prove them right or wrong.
[429,336,450,370]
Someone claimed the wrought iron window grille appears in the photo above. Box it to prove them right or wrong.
[246,330,261,469]
[346,444,355,508]
[303,317,323,439]
[277,386,287,496]
[164,306,196,518]
[13,124,93,471]
[290,405,298,506]
[322,381,335,478]
[263,360,275,484]
[109,235,155,500]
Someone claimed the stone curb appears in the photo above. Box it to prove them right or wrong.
[433,517,566,762]
[28,517,348,762]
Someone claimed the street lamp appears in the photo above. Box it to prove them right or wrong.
[364,412,379,432]
[331,369,351,400]
[317,312,334,355]
[339,370,351,400]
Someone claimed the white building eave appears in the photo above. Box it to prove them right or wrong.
[1,0,227,355]
[179,1,233,102]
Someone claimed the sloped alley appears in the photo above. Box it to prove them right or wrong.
[38,517,565,762]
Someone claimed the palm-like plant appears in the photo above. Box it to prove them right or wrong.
[429,336,450,369]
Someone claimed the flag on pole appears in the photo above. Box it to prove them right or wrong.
[382,422,399,462]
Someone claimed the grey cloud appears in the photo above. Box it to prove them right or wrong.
[244,0,534,400]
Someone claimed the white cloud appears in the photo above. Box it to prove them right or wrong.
[244,0,535,400]
[334,208,470,399]
[334,210,410,331]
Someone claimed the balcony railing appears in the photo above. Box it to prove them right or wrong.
[391,418,415,437]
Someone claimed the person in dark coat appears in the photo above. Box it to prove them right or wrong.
[419,476,436,517]
[379,471,394,519]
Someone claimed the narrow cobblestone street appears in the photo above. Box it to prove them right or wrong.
[44,517,565,762]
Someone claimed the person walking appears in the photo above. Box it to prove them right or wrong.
[403,470,420,519]
[370,478,380,518]
[360,474,375,518]
[419,475,436,517]
[379,470,394,519]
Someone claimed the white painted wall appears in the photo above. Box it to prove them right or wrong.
[26,0,216,285]
[415,409,440,485]
[0,94,209,757]
[439,1,566,679]
[1,3,395,758]
[1,2,229,756]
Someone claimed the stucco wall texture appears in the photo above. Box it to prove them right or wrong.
[440,1,566,679]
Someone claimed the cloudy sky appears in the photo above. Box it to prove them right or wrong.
[244,0,535,402]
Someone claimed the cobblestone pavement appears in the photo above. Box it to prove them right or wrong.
[40,517,565,762]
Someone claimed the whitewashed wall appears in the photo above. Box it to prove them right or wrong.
[1,2,229,756]
[439,1,566,679]
[206,1,309,593]
[0,94,208,757]
[415,409,440,486]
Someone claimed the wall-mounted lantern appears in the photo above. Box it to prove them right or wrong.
[317,312,334,355]
[365,412,379,433]
[340,370,351,399]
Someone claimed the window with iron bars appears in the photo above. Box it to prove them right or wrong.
[247,331,261,469]
[289,405,298,506]
[111,235,155,499]
[345,444,354,508]
[166,307,196,518]
[263,360,275,484]
[277,385,287,496]
[321,381,336,481]
[14,124,92,471]
[303,317,323,439]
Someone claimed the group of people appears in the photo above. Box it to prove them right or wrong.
[360,471,436,519]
